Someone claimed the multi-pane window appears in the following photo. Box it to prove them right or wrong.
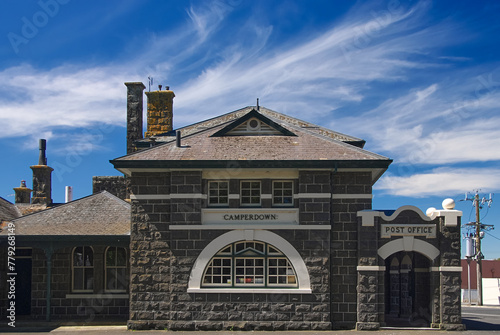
[72,246,94,292]
[273,181,294,206]
[105,247,128,292]
[202,241,298,288]
[208,181,229,206]
[241,181,261,205]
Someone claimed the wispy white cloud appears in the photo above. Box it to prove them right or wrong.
[376,167,500,197]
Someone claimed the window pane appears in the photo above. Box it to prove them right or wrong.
[116,248,127,266]
[107,269,117,290]
[74,268,83,290]
[116,268,127,290]
[84,269,94,290]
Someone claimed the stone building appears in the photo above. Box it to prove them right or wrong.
[109,83,464,330]
[0,82,464,330]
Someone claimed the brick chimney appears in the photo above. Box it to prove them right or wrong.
[125,82,146,154]
[145,86,174,137]
[13,180,31,204]
[30,139,53,205]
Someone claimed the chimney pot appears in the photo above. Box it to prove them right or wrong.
[176,130,181,147]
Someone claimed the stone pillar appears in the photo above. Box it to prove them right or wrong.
[145,87,175,137]
[125,82,146,154]
[13,180,32,204]
[438,215,465,330]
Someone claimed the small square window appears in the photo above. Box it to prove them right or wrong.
[273,181,294,206]
[241,181,261,205]
[208,181,229,206]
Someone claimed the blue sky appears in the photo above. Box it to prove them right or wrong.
[1,0,499,259]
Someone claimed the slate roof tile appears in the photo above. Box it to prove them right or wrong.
[0,191,130,236]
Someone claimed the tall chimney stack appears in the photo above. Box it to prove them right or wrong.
[13,180,31,204]
[145,86,174,137]
[125,82,146,154]
[31,139,53,205]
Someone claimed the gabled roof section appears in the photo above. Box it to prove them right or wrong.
[211,109,296,137]
[0,197,21,222]
[0,191,130,236]
[113,105,391,182]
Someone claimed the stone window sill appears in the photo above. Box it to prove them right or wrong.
[65,293,129,299]
[187,288,312,294]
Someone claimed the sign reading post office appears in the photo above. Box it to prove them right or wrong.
[381,224,436,238]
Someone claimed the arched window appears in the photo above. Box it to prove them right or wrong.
[72,246,93,292]
[105,247,128,292]
[202,241,298,288]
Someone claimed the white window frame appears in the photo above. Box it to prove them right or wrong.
[208,181,229,206]
[105,246,128,293]
[272,180,294,206]
[188,230,312,294]
[240,180,261,206]
[72,246,94,293]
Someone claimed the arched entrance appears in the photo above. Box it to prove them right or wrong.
[385,251,432,327]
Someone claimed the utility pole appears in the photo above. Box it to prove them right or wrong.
[463,191,493,306]
[474,193,483,306]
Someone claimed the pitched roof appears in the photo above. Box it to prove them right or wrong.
[0,197,21,222]
[112,106,391,171]
[0,191,130,236]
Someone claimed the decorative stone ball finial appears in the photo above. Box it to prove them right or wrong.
[442,198,455,210]
[426,207,436,217]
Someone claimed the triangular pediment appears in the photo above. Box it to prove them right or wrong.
[211,109,296,137]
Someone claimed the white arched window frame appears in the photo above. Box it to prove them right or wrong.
[72,246,94,292]
[188,230,312,293]
[105,246,128,292]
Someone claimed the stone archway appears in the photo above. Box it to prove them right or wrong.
[384,251,432,327]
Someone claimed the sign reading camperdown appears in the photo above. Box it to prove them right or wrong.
[223,213,278,221]
[381,224,436,238]
[202,208,299,225]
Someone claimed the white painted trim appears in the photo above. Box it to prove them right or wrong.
[357,266,386,271]
[430,266,463,272]
[202,169,299,179]
[228,194,240,199]
[358,205,433,227]
[170,225,331,230]
[261,194,272,199]
[130,194,170,200]
[65,294,129,299]
[188,230,311,291]
[428,209,463,227]
[377,238,440,261]
[187,288,312,294]
[293,193,331,199]
[170,193,206,199]
[332,194,373,199]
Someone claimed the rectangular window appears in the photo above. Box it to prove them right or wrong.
[241,181,261,205]
[208,181,229,206]
[273,181,294,206]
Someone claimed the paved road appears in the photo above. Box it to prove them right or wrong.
[462,305,500,331]
[1,306,499,334]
